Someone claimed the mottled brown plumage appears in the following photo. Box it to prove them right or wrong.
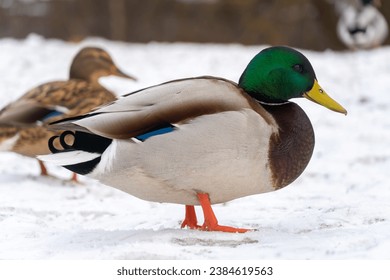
[0,47,136,179]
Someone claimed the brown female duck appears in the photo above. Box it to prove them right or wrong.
[0,47,136,180]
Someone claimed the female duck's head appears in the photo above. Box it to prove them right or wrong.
[69,47,136,83]
[239,46,347,115]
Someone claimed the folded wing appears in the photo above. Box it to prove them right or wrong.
[50,77,264,139]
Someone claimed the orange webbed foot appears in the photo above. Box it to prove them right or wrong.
[200,223,250,233]
[197,193,251,233]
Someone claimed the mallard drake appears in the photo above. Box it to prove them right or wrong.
[0,47,136,180]
[40,46,347,232]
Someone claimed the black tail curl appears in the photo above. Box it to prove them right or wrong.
[49,130,112,154]
[48,130,113,175]
[48,131,75,153]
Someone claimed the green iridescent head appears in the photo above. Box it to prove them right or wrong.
[239,46,347,114]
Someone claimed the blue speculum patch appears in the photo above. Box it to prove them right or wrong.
[42,110,63,121]
[135,124,175,141]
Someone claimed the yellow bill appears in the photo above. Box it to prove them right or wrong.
[303,80,347,115]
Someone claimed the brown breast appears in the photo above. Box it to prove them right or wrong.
[263,102,315,190]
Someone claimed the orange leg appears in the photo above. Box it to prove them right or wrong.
[38,160,48,176]
[71,173,78,183]
[197,193,250,233]
[38,160,79,184]
[181,205,201,229]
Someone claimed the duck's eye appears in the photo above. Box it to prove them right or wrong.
[293,64,304,73]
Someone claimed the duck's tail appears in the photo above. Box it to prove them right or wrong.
[38,130,112,175]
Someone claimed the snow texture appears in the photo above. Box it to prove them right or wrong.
[0,34,389,259]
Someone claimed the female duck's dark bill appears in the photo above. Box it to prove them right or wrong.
[114,67,137,81]
[303,80,348,115]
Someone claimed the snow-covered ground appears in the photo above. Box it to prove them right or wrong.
[0,34,389,259]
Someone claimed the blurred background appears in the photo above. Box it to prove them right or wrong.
[0,0,389,50]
